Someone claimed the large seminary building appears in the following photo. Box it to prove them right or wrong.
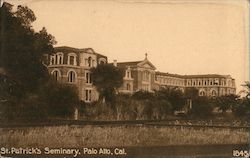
[45,46,236,102]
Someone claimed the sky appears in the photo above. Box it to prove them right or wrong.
[4,0,250,93]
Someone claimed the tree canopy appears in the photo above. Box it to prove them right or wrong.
[90,64,123,102]
[0,2,56,93]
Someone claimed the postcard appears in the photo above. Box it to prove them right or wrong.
[0,0,249,157]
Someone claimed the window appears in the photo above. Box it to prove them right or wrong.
[126,83,131,91]
[126,69,131,78]
[88,57,92,67]
[50,55,56,65]
[99,58,106,65]
[67,53,76,65]
[86,72,92,84]
[211,90,217,96]
[127,71,130,78]
[52,70,60,81]
[199,91,205,96]
[69,56,74,65]
[68,71,76,83]
[57,53,63,64]
[85,89,92,102]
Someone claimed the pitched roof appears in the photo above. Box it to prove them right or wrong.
[116,61,143,68]
[156,71,185,78]
[55,46,90,52]
[54,46,107,58]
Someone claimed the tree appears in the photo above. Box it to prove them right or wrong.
[190,96,214,118]
[184,87,199,110]
[232,82,250,118]
[0,3,56,93]
[155,87,185,111]
[90,64,123,103]
[242,81,250,98]
[214,94,239,113]
[38,80,79,117]
[132,90,154,100]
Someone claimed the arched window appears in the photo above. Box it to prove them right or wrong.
[50,55,56,65]
[67,53,77,65]
[68,71,76,83]
[52,70,60,81]
[99,58,106,65]
[211,90,217,96]
[57,53,63,65]
[199,90,205,96]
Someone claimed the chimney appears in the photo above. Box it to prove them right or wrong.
[113,60,117,67]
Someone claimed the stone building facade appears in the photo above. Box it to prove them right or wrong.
[45,46,107,102]
[115,55,236,97]
[46,46,236,103]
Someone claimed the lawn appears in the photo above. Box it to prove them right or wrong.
[0,124,249,148]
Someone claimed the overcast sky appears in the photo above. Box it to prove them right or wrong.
[5,0,250,92]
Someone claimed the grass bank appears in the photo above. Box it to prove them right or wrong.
[0,125,249,148]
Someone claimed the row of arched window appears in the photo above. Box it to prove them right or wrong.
[50,53,106,66]
[50,53,77,66]
[52,69,77,83]
[186,79,232,87]
[198,89,235,97]
[199,90,217,96]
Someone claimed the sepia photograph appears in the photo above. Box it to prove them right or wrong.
[0,0,250,157]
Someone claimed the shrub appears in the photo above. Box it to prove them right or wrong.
[190,97,214,118]
[233,98,250,119]
[38,80,79,118]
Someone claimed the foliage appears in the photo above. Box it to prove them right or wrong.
[0,2,56,93]
[132,90,154,100]
[38,80,79,117]
[190,96,214,118]
[232,82,250,119]
[184,87,199,99]
[214,94,239,113]
[242,81,250,98]
[155,87,185,111]
[233,98,250,118]
[90,64,123,102]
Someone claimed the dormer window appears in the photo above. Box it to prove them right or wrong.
[50,55,56,65]
[67,53,77,65]
[56,53,63,65]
